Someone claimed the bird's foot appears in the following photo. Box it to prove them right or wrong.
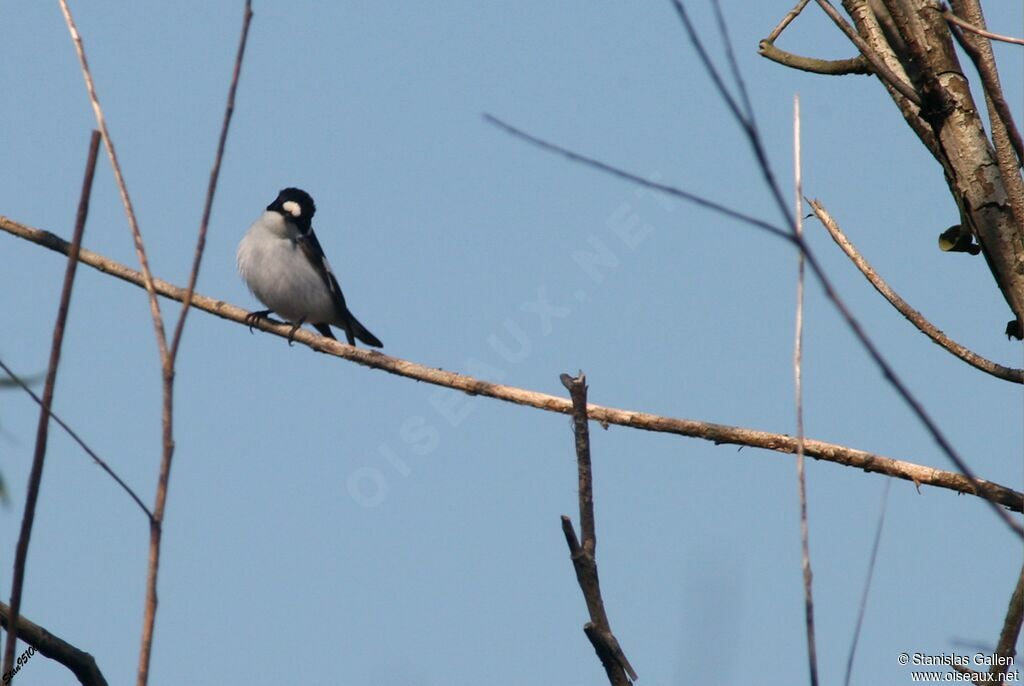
[245,310,272,333]
[287,318,306,346]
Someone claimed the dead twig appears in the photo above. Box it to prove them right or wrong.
[942,9,1024,46]
[766,0,812,42]
[559,372,636,686]
[843,481,890,686]
[672,0,793,226]
[2,130,101,676]
[169,0,253,362]
[484,114,790,240]
[58,0,169,362]
[808,200,1023,384]
[0,600,108,686]
[0,358,152,519]
[2,213,1023,515]
[792,96,820,686]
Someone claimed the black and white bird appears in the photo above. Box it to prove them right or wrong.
[237,187,382,347]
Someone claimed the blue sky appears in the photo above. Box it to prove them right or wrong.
[1,2,1021,684]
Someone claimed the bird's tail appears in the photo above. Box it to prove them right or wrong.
[345,312,382,348]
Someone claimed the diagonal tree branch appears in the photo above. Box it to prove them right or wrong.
[0,358,152,519]
[169,0,253,364]
[58,0,169,363]
[843,481,891,686]
[766,0,813,43]
[3,130,101,676]
[0,601,108,686]
[990,561,1024,679]
[2,214,1021,516]
[559,372,636,686]
[809,200,1023,384]
[484,114,791,240]
[942,8,1024,46]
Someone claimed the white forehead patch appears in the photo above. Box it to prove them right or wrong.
[281,200,302,218]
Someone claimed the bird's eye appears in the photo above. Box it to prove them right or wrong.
[281,200,302,218]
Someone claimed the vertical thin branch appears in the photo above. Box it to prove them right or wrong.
[792,96,819,686]
[58,0,169,363]
[135,4,253,686]
[168,0,253,364]
[844,480,890,686]
[559,372,637,686]
[2,130,101,676]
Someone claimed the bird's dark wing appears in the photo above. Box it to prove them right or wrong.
[297,229,350,314]
[297,228,383,348]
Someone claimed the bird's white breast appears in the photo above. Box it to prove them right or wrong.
[237,212,339,324]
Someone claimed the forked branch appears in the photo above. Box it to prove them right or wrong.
[559,372,636,686]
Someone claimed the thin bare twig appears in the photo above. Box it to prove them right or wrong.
[844,480,891,686]
[58,0,169,363]
[809,200,1023,383]
[136,4,253,685]
[3,130,101,676]
[942,9,1024,46]
[3,215,1023,514]
[843,481,892,686]
[483,114,791,240]
[559,372,636,686]
[0,600,108,686]
[792,95,820,686]
[766,0,812,43]
[0,358,152,519]
[169,0,253,363]
[710,0,754,125]
[669,0,749,129]
[671,0,794,229]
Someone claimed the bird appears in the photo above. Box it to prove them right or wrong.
[237,187,383,348]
